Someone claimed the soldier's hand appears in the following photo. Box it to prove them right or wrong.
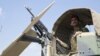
[74,31,82,37]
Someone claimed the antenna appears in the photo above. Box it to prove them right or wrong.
[25,7,35,21]
[25,7,34,17]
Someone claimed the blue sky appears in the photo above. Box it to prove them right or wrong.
[0,0,100,56]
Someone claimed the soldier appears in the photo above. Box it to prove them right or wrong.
[56,14,89,55]
[69,15,89,55]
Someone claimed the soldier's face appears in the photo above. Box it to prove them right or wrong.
[70,17,78,27]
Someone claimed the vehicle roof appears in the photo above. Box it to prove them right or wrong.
[52,8,93,42]
[53,8,93,34]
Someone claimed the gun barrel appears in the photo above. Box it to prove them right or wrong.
[25,6,51,40]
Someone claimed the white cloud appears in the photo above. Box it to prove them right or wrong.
[0,8,2,16]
